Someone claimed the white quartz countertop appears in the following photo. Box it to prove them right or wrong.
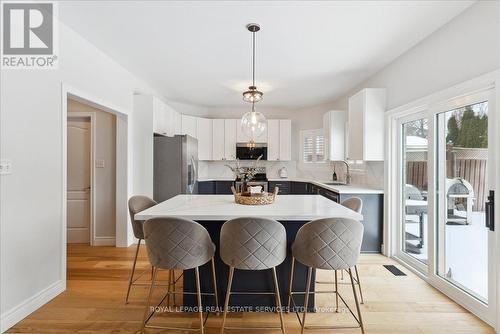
[197,178,383,194]
[135,195,363,221]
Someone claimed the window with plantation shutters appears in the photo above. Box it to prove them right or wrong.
[301,129,326,163]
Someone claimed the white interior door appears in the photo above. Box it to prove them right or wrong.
[67,117,91,244]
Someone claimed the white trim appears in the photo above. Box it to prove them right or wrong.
[386,70,500,329]
[92,236,116,246]
[61,83,130,250]
[0,280,64,332]
[67,112,96,245]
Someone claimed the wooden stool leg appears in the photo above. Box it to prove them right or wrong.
[348,268,365,334]
[211,257,220,315]
[287,257,295,313]
[141,267,158,333]
[272,267,287,334]
[355,265,364,304]
[195,267,204,334]
[301,267,312,334]
[220,266,234,334]
[125,239,141,304]
[335,270,339,312]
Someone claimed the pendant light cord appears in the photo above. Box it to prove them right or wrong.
[252,30,256,87]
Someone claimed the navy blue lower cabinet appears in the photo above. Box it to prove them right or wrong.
[198,181,215,194]
[215,181,234,194]
[291,182,309,195]
[340,193,384,253]
[269,181,291,195]
[318,188,339,202]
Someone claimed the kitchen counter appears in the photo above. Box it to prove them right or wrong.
[135,194,364,311]
[199,177,384,194]
[135,194,363,221]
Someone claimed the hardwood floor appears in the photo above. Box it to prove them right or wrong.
[8,244,493,333]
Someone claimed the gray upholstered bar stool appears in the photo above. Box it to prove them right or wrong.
[341,197,364,304]
[126,196,159,304]
[220,217,287,334]
[288,218,365,334]
[141,217,219,334]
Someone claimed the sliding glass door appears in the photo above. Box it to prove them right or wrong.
[395,87,496,324]
[435,92,495,312]
[400,117,429,267]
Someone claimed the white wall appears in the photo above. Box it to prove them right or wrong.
[68,99,117,242]
[0,21,166,331]
[329,1,500,111]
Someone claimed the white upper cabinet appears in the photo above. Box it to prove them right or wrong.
[173,110,182,135]
[137,95,180,137]
[197,118,212,160]
[347,88,386,161]
[236,120,268,143]
[181,114,197,138]
[323,110,346,161]
[279,120,292,161]
[267,119,292,161]
[267,120,280,161]
[212,119,225,160]
[152,98,166,135]
[224,119,237,160]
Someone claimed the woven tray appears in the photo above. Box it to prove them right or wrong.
[231,186,279,205]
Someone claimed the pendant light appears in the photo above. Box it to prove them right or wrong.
[242,24,263,103]
[241,23,266,142]
[241,101,266,142]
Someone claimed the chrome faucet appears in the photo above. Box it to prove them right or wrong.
[339,160,351,185]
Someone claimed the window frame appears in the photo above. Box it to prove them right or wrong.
[300,128,327,164]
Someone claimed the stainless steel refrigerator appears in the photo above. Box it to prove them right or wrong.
[153,134,198,202]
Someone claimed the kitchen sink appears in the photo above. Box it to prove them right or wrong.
[323,182,347,186]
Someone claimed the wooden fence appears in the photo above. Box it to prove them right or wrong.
[406,152,487,212]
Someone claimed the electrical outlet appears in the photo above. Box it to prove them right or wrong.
[95,159,105,168]
[0,160,12,175]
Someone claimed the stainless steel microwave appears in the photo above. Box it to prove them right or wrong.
[236,143,267,160]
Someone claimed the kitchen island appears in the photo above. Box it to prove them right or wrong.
[136,195,363,311]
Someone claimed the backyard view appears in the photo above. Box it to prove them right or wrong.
[402,100,489,302]
[438,101,489,302]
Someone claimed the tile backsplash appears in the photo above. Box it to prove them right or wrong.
[198,160,298,180]
[199,160,384,189]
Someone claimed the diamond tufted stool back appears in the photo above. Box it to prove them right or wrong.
[220,217,287,270]
[143,217,215,270]
[292,218,363,271]
[220,217,287,334]
[342,197,363,214]
[128,195,157,240]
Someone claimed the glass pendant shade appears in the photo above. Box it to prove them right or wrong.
[242,85,263,103]
[241,108,266,141]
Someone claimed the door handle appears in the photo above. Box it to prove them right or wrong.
[485,190,494,231]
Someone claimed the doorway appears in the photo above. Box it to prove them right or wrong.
[390,79,497,326]
[67,115,93,244]
[66,98,117,246]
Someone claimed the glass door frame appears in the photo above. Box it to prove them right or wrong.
[388,74,498,327]
[395,111,430,274]
[428,88,496,325]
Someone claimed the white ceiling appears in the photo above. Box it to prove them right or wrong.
[59,1,473,108]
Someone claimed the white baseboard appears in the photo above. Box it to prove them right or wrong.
[0,280,65,333]
[92,236,115,246]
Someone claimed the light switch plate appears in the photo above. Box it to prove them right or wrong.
[0,160,12,175]
[95,159,105,168]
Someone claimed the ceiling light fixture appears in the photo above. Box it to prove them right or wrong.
[242,23,263,103]
[241,23,266,142]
